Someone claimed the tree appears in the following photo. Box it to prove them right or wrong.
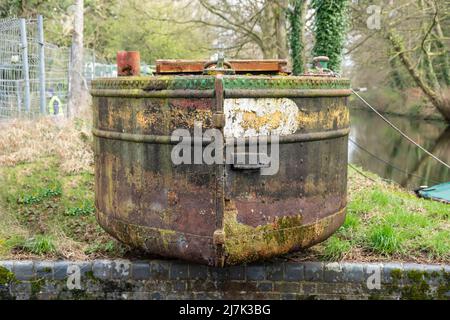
[387,30,450,121]
[106,0,212,63]
[288,0,307,74]
[1,0,75,47]
[143,0,290,59]
[67,0,89,118]
[312,0,349,72]
[347,0,450,122]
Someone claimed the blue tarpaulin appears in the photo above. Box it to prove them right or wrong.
[417,182,450,204]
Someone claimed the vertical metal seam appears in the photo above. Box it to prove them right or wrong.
[214,75,225,229]
[213,75,225,267]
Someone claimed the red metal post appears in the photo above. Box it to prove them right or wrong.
[117,51,141,76]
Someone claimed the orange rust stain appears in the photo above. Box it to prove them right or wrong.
[297,104,349,130]
[136,110,157,129]
[170,108,212,128]
[167,190,178,206]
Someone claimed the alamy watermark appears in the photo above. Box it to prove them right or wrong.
[366,265,381,290]
[170,121,280,176]
[352,0,398,30]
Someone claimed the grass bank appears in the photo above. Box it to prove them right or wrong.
[294,166,449,264]
[0,119,448,263]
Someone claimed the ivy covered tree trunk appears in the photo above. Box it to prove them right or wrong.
[288,0,305,75]
[312,0,348,72]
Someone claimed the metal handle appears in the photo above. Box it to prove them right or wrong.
[231,163,270,170]
[203,60,234,70]
[231,152,270,171]
[203,53,235,75]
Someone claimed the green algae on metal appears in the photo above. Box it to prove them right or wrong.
[223,204,346,265]
[91,75,350,93]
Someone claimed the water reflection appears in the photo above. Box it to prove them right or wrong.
[349,109,450,189]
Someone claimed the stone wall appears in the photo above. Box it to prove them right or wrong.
[0,260,448,300]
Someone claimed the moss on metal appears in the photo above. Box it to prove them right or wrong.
[91,75,350,93]
[92,76,216,91]
[223,76,350,90]
[223,202,346,265]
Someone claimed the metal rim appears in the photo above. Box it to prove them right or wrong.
[92,128,350,145]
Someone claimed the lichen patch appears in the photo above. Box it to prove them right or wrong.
[224,98,299,138]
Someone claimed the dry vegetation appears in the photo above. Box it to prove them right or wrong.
[0,118,131,260]
[0,118,449,263]
[0,118,93,174]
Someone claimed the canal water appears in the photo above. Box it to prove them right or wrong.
[349,109,450,189]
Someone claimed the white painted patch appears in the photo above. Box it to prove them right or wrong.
[224,98,299,138]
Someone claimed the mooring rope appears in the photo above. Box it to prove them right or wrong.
[349,137,443,184]
[347,163,377,183]
[351,89,450,170]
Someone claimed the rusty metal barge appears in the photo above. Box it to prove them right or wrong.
[91,57,351,266]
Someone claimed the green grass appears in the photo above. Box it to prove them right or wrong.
[23,235,57,255]
[368,223,402,255]
[65,200,95,217]
[0,156,126,259]
[2,234,56,255]
[322,237,352,260]
[319,166,450,262]
[84,240,119,255]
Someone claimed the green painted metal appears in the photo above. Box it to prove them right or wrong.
[91,75,350,91]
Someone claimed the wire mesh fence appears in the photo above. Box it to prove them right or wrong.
[26,18,43,118]
[0,18,26,119]
[45,43,70,117]
[84,48,117,87]
[0,17,115,120]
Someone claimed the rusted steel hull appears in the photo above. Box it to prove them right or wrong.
[91,76,351,266]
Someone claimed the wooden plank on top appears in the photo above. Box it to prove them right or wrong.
[155,59,289,74]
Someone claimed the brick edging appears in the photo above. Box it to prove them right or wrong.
[0,260,449,300]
